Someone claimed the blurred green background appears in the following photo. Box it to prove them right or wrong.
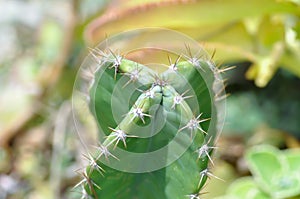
[0,0,299,198]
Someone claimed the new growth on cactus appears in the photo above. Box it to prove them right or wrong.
[73,29,226,199]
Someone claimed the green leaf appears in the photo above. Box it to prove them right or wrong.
[285,149,300,171]
[227,177,270,199]
[246,145,300,198]
[85,0,299,43]
[85,0,300,87]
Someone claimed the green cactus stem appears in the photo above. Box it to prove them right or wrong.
[75,47,225,199]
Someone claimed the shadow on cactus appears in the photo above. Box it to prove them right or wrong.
[72,29,226,199]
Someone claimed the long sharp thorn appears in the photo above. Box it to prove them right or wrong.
[140,116,146,124]
[205,151,214,166]
[175,54,182,64]
[122,79,132,88]
[207,172,225,182]
[73,179,86,190]
[167,54,172,65]
[210,48,216,60]
[218,65,236,73]
[91,181,102,190]
[198,174,205,188]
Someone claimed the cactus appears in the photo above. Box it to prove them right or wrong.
[75,44,225,199]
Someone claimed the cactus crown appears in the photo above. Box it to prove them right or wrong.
[73,29,226,199]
